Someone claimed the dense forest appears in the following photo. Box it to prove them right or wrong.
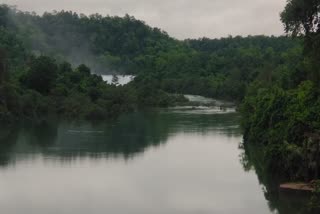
[1,4,303,100]
[241,0,320,199]
[0,4,192,122]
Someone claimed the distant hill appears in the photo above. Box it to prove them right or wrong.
[1,4,302,100]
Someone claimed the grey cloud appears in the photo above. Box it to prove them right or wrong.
[3,0,287,39]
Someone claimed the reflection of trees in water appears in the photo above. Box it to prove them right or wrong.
[0,125,19,166]
[0,111,240,166]
[0,121,58,167]
[240,142,319,214]
[24,120,58,147]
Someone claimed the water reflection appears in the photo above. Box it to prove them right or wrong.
[0,110,240,166]
[1,109,312,214]
[240,143,319,214]
[2,110,270,214]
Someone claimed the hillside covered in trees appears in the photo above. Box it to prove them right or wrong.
[0,2,314,129]
[1,5,193,122]
[0,4,303,104]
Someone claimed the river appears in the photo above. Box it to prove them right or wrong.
[0,106,313,214]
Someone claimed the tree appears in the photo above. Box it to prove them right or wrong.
[77,64,91,75]
[281,0,320,81]
[25,56,58,94]
[280,0,320,36]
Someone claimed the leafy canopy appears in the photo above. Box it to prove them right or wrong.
[281,0,320,36]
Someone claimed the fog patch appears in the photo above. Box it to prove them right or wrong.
[6,7,119,74]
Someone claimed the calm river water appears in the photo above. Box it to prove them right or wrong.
[0,108,313,214]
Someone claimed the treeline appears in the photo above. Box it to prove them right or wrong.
[4,6,179,74]
[241,0,320,185]
[0,52,186,122]
[1,5,303,101]
[0,3,308,124]
[0,9,186,121]
[151,36,302,100]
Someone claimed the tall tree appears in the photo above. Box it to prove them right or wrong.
[280,0,320,36]
[281,0,320,81]
[25,56,58,94]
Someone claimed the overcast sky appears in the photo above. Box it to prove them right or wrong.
[3,0,287,39]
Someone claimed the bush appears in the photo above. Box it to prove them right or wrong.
[84,104,106,120]
[241,81,320,180]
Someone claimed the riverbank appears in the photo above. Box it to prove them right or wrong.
[280,183,315,193]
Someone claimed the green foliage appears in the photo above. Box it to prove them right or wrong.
[241,81,320,180]
[0,5,303,101]
[281,0,320,82]
[0,27,26,68]
[0,83,19,121]
[22,56,58,94]
[280,0,320,36]
[240,0,320,185]
[6,9,176,74]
